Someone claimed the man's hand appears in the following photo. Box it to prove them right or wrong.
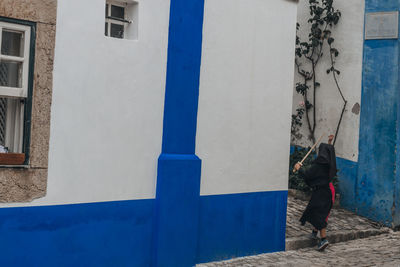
[328,135,334,145]
[293,162,302,172]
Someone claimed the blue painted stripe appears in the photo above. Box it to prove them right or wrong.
[356,0,400,226]
[0,200,154,267]
[161,0,205,154]
[154,0,205,265]
[358,39,397,225]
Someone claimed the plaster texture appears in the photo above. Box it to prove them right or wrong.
[30,23,56,169]
[0,168,47,202]
[292,0,365,162]
[197,0,298,195]
[0,0,56,203]
[0,0,56,25]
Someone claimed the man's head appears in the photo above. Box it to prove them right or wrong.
[315,143,337,179]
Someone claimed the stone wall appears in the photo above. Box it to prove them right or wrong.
[0,0,56,202]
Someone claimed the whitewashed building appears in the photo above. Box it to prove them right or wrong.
[0,0,298,265]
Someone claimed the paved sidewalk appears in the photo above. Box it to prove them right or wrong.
[285,193,389,250]
[197,231,400,267]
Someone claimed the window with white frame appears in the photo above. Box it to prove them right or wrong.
[105,0,139,40]
[0,20,32,160]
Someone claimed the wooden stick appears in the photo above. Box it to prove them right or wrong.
[293,133,325,173]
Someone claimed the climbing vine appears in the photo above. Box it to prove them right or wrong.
[292,0,347,146]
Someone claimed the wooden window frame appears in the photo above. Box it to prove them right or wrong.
[0,16,35,166]
[0,22,31,98]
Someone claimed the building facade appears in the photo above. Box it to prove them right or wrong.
[0,0,298,266]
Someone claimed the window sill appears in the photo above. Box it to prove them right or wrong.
[0,165,29,169]
[0,153,26,165]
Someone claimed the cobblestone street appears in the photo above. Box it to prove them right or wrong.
[286,193,384,239]
[285,193,389,250]
[198,231,400,266]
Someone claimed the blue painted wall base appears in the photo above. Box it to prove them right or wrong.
[197,191,287,263]
[0,200,155,267]
[0,189,288,267]
[336,157,358,212]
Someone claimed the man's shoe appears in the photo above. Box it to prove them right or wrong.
[318,239,329,251]
[310,231,318,240]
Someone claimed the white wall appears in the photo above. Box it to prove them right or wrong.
[25,0,170,206]
[197,0,298,195]
[292,0,364,162]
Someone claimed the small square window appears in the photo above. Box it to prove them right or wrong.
[105,0,138,40]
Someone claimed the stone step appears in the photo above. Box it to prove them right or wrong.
[286,228,390,251]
